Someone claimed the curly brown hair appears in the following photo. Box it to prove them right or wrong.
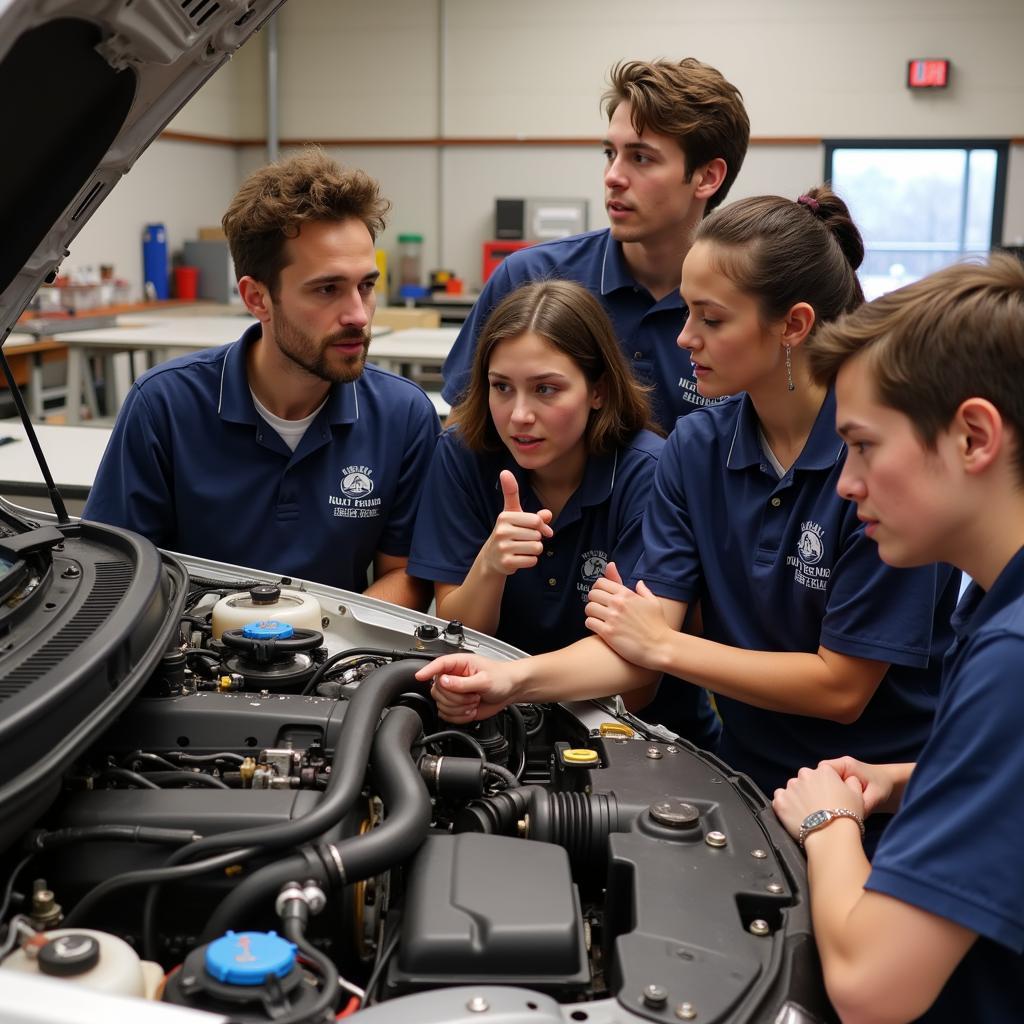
[602,58,750,212]
[222,148,390,297]
[449,280,658,455]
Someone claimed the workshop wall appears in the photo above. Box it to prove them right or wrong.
[70,0,1024,300]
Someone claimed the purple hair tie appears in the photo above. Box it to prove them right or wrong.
[797,194,821,215]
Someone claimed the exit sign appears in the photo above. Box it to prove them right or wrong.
[908,59,950,89]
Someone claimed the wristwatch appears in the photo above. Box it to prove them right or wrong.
[798,808,865,849]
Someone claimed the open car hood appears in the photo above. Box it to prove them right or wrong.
[0,0,284,337]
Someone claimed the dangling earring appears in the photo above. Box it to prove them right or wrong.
[784,345,795,392]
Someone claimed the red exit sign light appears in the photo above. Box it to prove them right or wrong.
[908,59,950,89]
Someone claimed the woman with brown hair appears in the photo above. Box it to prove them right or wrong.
[407,279,719,747]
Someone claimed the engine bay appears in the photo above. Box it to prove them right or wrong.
[0,512,831,1023]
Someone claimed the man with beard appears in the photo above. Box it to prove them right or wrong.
[84,151,439,607]
[442,58,750,433]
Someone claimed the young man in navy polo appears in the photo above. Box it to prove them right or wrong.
[772,255,1024,1023]
[441,58,750,433]
[84,151,439,608]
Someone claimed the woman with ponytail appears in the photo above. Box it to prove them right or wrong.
[417,188,958,847]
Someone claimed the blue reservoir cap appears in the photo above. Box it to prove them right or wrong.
[241,620,295,640]
[205,930,297,986]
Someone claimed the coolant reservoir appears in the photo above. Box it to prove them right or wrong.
[0,929,163,999]
[211,584,322,640]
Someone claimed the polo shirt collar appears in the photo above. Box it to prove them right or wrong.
[952,544,1024,641]
[726,389,845,473]
[218,322,359,426]
[598,230,685,311]
[599,233,636,295]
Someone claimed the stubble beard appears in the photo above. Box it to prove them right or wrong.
[275,307,370,384]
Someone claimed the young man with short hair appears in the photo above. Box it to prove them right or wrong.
[441,58,750,433]
[772,254,1024,1023]
[85,150,439,608]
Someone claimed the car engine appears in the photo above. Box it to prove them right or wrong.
[0,509,832,1024]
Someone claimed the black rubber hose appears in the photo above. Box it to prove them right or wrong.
[169,752,246,765]
[417,729,486,764]
[483,761,520,789]
[172,659,428,861]
[300,648,427,695]
[62,847,262,927]
[329,705,431,880]
[198,706,430,943]
[141,771,230,790]
[507,704,528,779]
[142,661,429,958]
[275,912,340,1024]
[120,751,180,772]
[27,826,199,851]
[97,768,159,790]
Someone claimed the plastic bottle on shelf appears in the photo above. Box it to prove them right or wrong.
[397,233,423,289]
[142,222,169,300]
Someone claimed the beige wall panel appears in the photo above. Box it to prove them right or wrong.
[443,0,1024,138]
[69,1,1024,311]
[69,141,244,301]
[277,0,439,138]
[166,34,267,138]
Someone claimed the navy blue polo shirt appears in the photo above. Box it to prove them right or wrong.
[867,547,1024,1023]
[407,427,721,749]
[84,324,440,590]
[441,229,714,432]
[633,390,959,797]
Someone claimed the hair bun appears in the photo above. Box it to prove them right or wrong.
[801,185,865,272]
[796,194,821,216]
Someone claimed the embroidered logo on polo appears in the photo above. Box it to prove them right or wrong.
[785,520,831,592]
[676,375,726,408]
[328,465,381,519]
[797,524,824,564]
[341,469,374,498]
[577,549,609,603]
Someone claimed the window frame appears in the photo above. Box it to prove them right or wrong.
[823,138,1009,254]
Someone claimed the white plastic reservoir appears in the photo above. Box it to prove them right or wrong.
[211,584,322,640]
[1,928,164,999]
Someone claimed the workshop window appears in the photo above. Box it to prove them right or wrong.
[825,140,1008,299]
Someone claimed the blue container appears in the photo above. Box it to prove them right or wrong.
[142,222,169,300]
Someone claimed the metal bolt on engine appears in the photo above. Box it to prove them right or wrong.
[645,746,663,760]
[705,830,727,848]
[749,919,770,936]
[751,848,767,859]
[466,995,489,1012]
[30,880,62,929]
[302,881,326,915]
[643,984,668,1008]
[676,1003,698,1020]
[650,800,700,829]
[767,882,784,894]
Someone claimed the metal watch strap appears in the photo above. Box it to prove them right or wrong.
[798,807,865,849]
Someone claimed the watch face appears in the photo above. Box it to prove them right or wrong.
[802,809,831,830]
